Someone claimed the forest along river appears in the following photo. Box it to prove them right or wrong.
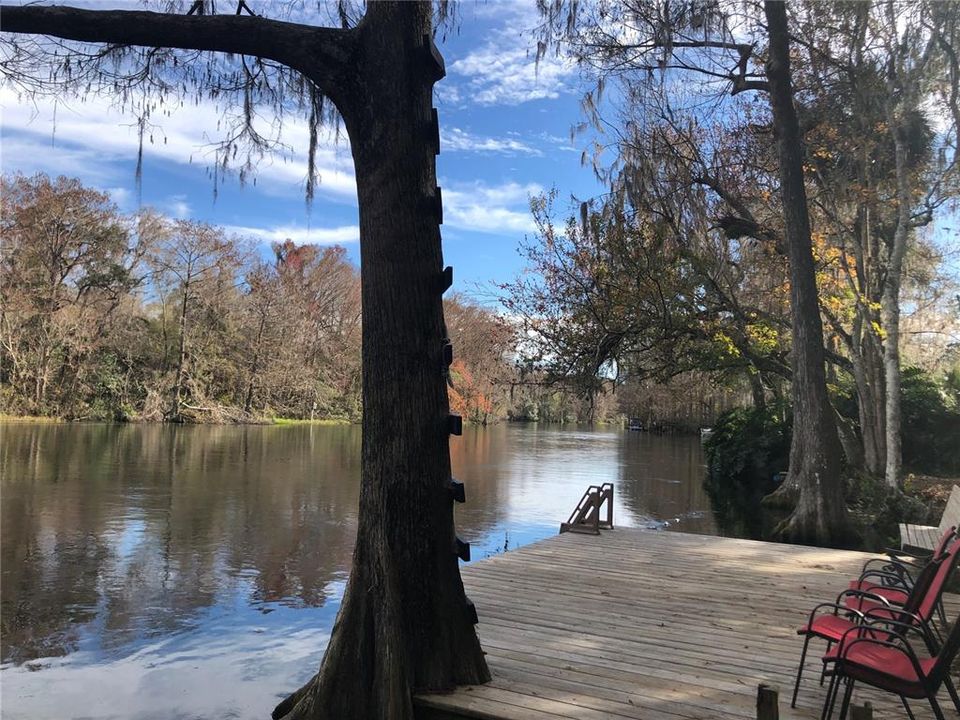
[1,422,714,720]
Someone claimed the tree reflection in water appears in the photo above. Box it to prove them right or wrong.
[2,423,717,719]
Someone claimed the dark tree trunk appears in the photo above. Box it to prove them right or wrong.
[762,1,850,546]
[272,5,489,718]
[169,280,190,422]
[849,323,886,476]
[747,369,766,413]
[0,2,489,716]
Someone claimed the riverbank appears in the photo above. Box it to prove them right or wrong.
[0,413,63,423]
[906,474,960,504]
[0,413,354,426]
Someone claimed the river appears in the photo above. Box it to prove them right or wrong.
[0,422,715,719]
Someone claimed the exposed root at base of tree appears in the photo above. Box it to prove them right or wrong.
[273,566,413,720]
[770,482,860,548]
[772,510,861,549]
[761,476,799,510]
[273,545,489,720]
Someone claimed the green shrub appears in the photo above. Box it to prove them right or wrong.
[704,407,791,490]
[849,471,932,550]
[901,367,960,475]
[703,407,791,537]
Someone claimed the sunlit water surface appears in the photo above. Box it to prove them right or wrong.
[1,423,714,719]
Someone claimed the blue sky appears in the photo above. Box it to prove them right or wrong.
[0,1,606,298]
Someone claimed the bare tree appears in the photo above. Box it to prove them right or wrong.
[148,219,241,421]
[0,173,136,415]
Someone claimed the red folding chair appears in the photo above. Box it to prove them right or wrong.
[791,529,960,708]
[848,526,957,625]
[821,614,960,720]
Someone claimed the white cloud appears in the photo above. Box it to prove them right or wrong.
[535,131,580,153]
[224,223,359,246]
[442,181,541,234]
[161,194,192,219]
[104,186,133,209]
[0,87,357,203]
[441,127,542,156]
[451,48,575,106]
[448,18,577,107]
[0,129,126,184]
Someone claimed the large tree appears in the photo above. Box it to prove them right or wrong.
[1,2,489,717]
[537,0,850,544]
[761,0,847,543]
[791,2,960,485]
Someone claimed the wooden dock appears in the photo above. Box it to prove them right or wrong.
[415,528,959,720]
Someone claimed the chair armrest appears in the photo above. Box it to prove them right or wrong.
[862,610,940,653]
[835,587,894,608]
[803,601,866,630]
[855,569,911,590]
[861,558,918,582]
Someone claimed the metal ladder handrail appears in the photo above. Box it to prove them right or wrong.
[559,483,614,535]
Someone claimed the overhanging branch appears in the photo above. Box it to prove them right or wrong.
[0,5,356,102]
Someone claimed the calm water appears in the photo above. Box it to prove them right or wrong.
[0,423,714,719]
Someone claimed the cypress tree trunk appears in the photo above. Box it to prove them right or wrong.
[850,201,887,477]
[851,331,886,476]
[272,4,490,718]
[762,1,849,546]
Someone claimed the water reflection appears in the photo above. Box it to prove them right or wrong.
[1,423,714,719]
[617,431,717,534]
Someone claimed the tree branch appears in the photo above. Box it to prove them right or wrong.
[0,5,356,101]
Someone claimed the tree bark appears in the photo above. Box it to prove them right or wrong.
[881,113,912,489]
[762,1,850,546]
[169,277,190,422]
[0,2,489,716]
[273,7,490,718]
[243,312,266,415]
[747,368,766,413]
[850,170,888,477]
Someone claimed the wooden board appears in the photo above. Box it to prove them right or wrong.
[900,484,960,551]
[940,485,960,534]
[415,529,959,720]
[899,522,940,553]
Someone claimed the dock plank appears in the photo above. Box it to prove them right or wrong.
[415,529,959,720]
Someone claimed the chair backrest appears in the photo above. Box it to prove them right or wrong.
[938,486,960,535]
[915,533,960,621]
[902,547,947,616]
[932,525,957,561]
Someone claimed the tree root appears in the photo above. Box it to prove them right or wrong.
[273,541,488,720]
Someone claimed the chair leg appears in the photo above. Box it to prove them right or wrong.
[792,633,812,708]
[943,675,960,713]
[928,693,946,720]
[900,696,917,720]
[819,640,833,686]
[837,678,855,720]
[821,674,839,720]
